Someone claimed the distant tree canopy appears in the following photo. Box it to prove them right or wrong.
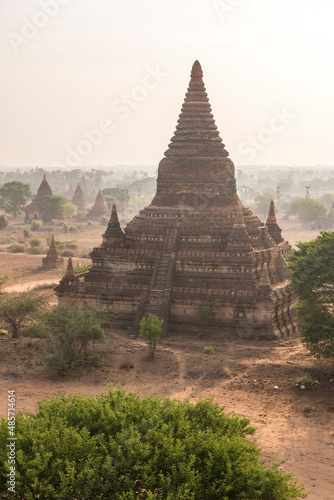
[41,195,77,221]
[0,388,306,499]
[0,181,33,217]
[288,231,334,360]
[254,194,276,220]
[102,188,130,204]
[319,193,334,207]
[0,215,8,229]
[296,198,325,225]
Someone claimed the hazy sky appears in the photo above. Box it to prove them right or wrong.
[0,0,333,168]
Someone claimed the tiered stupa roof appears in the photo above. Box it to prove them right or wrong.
[150,60,237,210]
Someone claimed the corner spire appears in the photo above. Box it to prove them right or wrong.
[266,200,283,244]
[65,256,75,278]
[102,203,125,247]
[266,200,277,224]
[225,205,253,253]
[259,263,271,288]
[111,203,119,222]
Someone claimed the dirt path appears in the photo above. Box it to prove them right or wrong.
[4,280,58,293]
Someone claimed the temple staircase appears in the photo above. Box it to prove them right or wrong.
[133,227,178,335]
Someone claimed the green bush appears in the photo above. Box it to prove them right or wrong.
[65,239,78,249]
[56,242,66,252]
[203,346,215,354]
[0,388,306,499]
[31,219,43,231]
[28,247,40,255]
[62,223,69,233]
[29,236,41,247]
[100,215,108,225]
[68,225,78,232]
[22,227,32,238]
[0,215,8,230]
[41,306,110,375]
[25,321,47,338]
[0,329,8,336]
[61,249,75,257]
[9,243,25,253]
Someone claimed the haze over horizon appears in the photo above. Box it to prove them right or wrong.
[1,0,333,168]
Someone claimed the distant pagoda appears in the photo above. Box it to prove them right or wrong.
[25,174,52,222]
[42,234,64,268]
[86,189,109,219]
[72,183,87,213]
[56,61,295,339]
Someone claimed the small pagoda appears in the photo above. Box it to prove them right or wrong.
[86,189,109,219]
[42,235,64,268]
[56,61,295,339]
[72,183,87,213]
[25,174,52,223]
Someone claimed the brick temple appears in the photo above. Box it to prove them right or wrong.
[25,174,52,222]
[55,61,295,339]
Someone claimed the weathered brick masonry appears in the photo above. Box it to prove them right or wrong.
[55,61,296,339]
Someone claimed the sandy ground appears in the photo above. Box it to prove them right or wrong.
[0,216,333,499]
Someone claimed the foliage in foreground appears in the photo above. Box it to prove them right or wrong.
[40,306,113,375]
[0,388,307,500]
[288,231,334,360]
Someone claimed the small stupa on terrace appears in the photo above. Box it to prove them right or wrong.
[42,234,64,268]
[55,61,295,339]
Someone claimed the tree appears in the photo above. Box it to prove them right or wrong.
[41,195,77,221]
[0,181,33,217]
[195,299,220,324]
[288,231,334,360]
[254,193,276,220]
[40,306,113,375]
[102,187,130,204]
[0,291,47,338]
[0,215,8,229]
[0,274,10,295]
[0,388,306,499]
[297,198,324,226]
[139,314,163,358]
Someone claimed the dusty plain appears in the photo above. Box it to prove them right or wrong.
[0,215,333,499]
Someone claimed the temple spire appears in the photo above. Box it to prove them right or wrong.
[164,60,229,158]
